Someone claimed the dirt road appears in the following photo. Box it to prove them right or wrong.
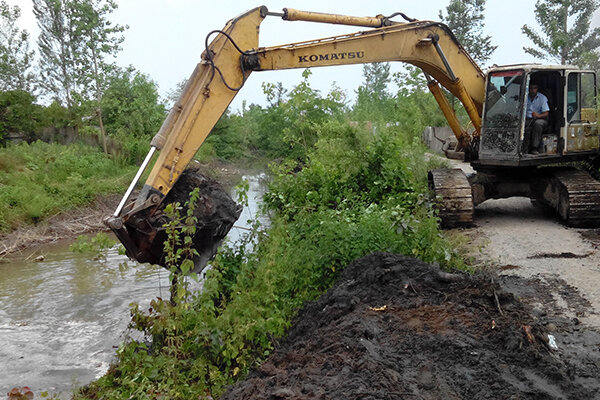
[472,196,600,329]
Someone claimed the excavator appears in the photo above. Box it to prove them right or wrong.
[104,6,600,270]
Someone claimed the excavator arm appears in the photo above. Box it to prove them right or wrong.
[105,6,486,268]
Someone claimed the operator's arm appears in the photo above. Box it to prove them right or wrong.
[532,111,549,119]
[532,94,550,119]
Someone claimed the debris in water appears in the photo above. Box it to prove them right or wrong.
[548,334,558,350]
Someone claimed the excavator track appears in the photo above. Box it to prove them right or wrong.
[539,169,600,228]
[428,168,474,228]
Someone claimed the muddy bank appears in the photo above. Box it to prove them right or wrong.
[222,252,600,399]
[0,195,121,260]
[0,161,254,261]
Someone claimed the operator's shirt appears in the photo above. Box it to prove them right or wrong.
[526,92,550,118]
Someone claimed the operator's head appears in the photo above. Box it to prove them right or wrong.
[529,82,539,97]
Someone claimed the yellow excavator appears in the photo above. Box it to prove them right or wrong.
[105,6,600,269]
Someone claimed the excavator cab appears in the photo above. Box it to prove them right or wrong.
[477,66,599,168]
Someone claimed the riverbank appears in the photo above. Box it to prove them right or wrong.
[0,156,264,261]
[0,194,120,260]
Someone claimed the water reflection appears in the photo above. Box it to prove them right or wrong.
[227,173,270,244]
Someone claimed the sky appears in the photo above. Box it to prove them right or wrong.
[7,0,600,112]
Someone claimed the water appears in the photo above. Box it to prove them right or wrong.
[0,173,267,398]
[227,173,270,244]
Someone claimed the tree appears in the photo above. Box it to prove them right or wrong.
[439,0,497,64]
[101,67,165,138]
[393,67,449,136]
[353,62,394,122]
[522,0,600,66]
[165,78,188,109]
[100,66,166,163]
[34,0,77,111]
[0,91,44,145]
[0,1,35,92]
[70,0,126,153]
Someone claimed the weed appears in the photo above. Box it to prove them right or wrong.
[70,232,116,255]
[0,141,136,232]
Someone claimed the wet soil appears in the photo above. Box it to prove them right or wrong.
[471,197,600,329]
[222,252,600,400]
[134,167,242,270]
[0,195,120,260]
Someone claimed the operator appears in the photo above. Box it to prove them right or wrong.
[523,82,549,154]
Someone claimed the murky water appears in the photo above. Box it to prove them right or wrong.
[0,173,267,398]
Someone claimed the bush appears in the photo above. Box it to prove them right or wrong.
[76,122,463,400]
[0,90,44,145]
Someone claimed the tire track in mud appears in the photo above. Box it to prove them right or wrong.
[471,196,600,329]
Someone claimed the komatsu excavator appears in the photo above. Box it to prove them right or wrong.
[105,6,600,269]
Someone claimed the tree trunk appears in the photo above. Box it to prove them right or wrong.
[91,43,108,154]
[561,5,568,65]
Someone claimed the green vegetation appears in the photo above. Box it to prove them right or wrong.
[0,90,44,145]
[70,232,116,254]
[522,0,600,67]
[74,71,463,397]
[0,141,136,231]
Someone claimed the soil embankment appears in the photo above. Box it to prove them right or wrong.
[0,195,120,259]
[0,161,247,261]
[222,252,600,399]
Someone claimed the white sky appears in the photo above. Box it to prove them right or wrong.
[7,1,600,111]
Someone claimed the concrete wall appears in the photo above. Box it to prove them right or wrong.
[422,126,456,154]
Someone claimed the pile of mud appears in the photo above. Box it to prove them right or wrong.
[119,167,242,271]
[223,252,600,399]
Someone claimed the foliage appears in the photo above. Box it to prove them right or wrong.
[70,232,116,254]
[0,141,136,232]
[33,0,127,142]
[69,0,127,153]
[41,100,72,128]
[522,0,600,66]
[0,90,44,145]
[439,0,497,64]
[393,67,461,133]
[101,67,166,136]
[165,77,188,109]
[199,70,348,162]
[197,110,249,161]
[352,62,396,122]
[70,66,165,164]
[75,120,463,399]
[0,1,36,92]
[34,0,77,110]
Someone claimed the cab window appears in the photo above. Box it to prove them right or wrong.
[567,72,597,122]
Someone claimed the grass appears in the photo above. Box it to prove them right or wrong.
[0,141,137,232]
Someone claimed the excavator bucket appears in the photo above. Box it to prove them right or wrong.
[107,167,242,272]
